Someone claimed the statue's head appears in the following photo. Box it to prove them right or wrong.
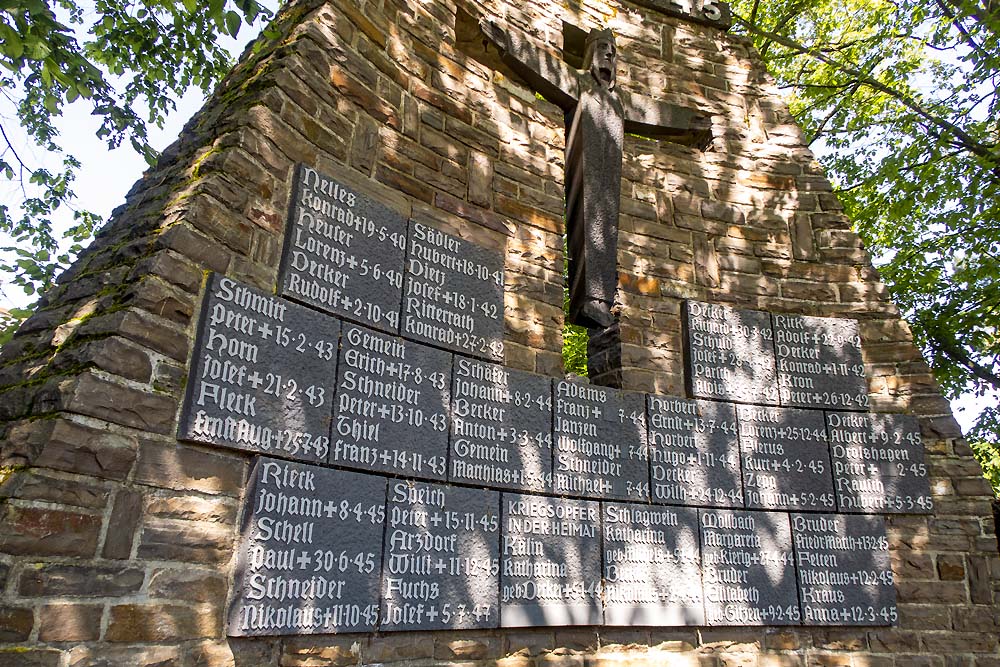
[584,28,617,89]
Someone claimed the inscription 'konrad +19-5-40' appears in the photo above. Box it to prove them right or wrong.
[279,165,407,333]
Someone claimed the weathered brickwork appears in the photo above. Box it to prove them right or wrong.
[0,0,996,665]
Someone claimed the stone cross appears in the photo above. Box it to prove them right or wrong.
[480,18,711,329]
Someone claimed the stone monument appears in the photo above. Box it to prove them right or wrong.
[0,1,996,666]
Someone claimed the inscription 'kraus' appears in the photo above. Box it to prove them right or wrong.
[402,221,504,361]
[331,324,451,480]
[450,358,554,492]
[179,274,339,463]
[279,165,406,332]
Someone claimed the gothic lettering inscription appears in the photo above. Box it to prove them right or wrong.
[179,274,339,463]
[827,412,932,513]
[648,396,742,507]
[684,300,779,405]
[737,405,836,512]
[700,509,800,625]
[402,221,505,361]
[792,513,897,626]
[501,494,602,626]
[330,324,451,480]
[773,314,868,410]
[603,503,705,625]
[450,358,554,492]
[554,381,649,500]
[279,165,406,332]
[380,481,500,630]
[228,458,386,635]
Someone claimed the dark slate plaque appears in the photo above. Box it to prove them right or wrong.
[501,494,602,626]
[700,509,801,626]
[737,405,836,512]
[553,381,649,501]
[827,412,933,514]
[684,300,779,405]
[603,503,704,625]
[179,274,339,463]
[228,458,386,636]
[278,164,407,333]
[380,481,500,630]
[450,358,553,492]
[791,513,897,626]
[773,314,869,411]
[331,324,451,480]
[401,221,504,361]
[648,397,742,507]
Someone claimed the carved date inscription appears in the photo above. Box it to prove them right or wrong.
[450,357,554,492]
[179,274,339,463]
[773,314,868,411]
[402,222,504,361]
[228,457,386,635]
[648,396,742,507]
[278,165,406,332]
[330,324,451,480]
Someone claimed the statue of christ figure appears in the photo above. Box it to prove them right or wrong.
[480,18,711,329]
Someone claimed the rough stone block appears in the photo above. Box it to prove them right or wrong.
[0,505,101,558]
[37,602,102,642]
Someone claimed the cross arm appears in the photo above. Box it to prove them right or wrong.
[620,90,713,149]
[480,17,580,110]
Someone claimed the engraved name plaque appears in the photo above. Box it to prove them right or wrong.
[501,494,602,627]
[380,481,500,630]
[179,274,340,463]
[648,396,742,507]
[278,165,406,333]
[684,300,779,405]
[827,412,933,514]
[737,405,836,512]
[792,513,897,626]
[554,381,649,501]
[773,314,869,410]
[330,324,451,480]
[228,457,386,635]
[450,358,554,492]
[402,222,504,361]
[700,509,800,625]
[603,503,705,625]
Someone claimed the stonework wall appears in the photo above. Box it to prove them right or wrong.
[0,0,997,665]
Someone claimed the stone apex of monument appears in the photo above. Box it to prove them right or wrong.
[0,0,996,665]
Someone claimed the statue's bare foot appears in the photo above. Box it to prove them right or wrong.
[578,299,615,329]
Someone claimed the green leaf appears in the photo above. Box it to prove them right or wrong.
[225,10,241,38]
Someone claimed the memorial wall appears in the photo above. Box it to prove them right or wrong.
[175,165,929,635]
[0,0,996,665]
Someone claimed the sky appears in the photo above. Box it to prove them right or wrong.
[0,5,987,436]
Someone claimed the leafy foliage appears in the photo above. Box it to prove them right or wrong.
[0,0,273,321]
[731,0,1000,492]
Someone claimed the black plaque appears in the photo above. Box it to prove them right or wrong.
[773,314,869,410]
[228,458,386,635]
[501,494,602,626]
[179,274,339,463]
[737,405,836,512]
[553,381,649,501]
[278,165,407,333]
[401,221,505,361]
[684,300,779,405]
[648,397,742,507]
[331,324,451,480]
[450,358,553,492]
[791,513,897,626]
[603,503,704,625]
[380,480,500,630]
[700,509,801,626]
[827,412,932,514]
